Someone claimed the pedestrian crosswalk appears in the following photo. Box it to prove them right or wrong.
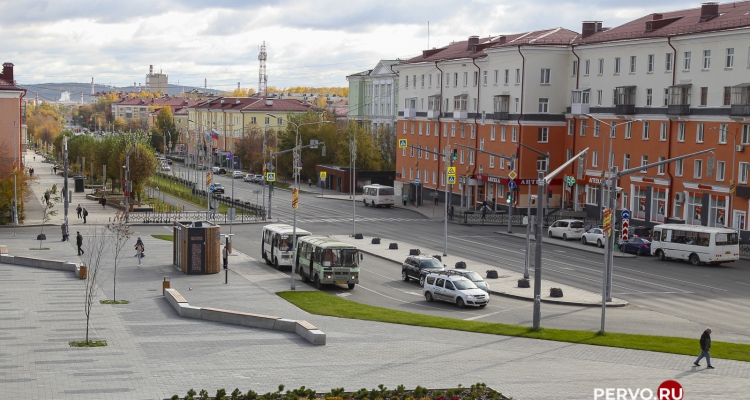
[275,217,430,224]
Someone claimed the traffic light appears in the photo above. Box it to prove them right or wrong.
[506,192,512,204]
[515,145,521,160]
[452,149,458,161]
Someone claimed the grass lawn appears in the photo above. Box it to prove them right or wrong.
[152,234,174,242]
[278,291,750,362]
[149,176,253,214]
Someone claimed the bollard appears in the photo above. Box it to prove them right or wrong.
[162,276,170,295]
[79,265,88,279]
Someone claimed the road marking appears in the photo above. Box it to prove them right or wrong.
[336,293,351,298]
[464,311,502,321]
[736,282,750,286]
[613,291,695,295]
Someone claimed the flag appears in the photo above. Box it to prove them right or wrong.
[211,128,219,140]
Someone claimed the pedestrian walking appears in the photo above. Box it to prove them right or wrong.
[308,178,312,188]
[402,193,408,206]
[61,221,69,241]
[449,205,454,220]
[82,208,88,224]
[101,195,107,209]
[481,204,487,221]
[134,237,145,267]
[44,191,50,206]
[693,328,714,369]
[76,231,84,255]
[53,166,57,175]
[76,204,82,219]
[33,156,35,161]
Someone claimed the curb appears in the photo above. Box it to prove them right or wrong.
[493,230,636,258]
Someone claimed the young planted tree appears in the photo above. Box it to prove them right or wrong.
[81,227,111,346]
[38,187,60,248]
[105,210,132,302]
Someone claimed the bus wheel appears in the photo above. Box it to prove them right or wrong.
[656,250,666,261]
[264,253,272,266]
[386,205,391,208]
[314,274,323,289]
[363,199,368,206]
[689,254,701,266]
[347,283,355,290]
[300,267,309,282]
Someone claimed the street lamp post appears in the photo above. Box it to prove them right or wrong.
[710,126,738,228]
[189,119,215,219]
[267,113,332,290]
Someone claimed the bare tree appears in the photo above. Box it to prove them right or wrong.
[81,227,110,346]
[39,187,60,249]
[105,210,132,302]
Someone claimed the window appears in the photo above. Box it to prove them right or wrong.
[490,126,496,141]
[724,86,732,106]
[675,159,683,176]
[678,122,686,142]
[440,172,445,186]
[421,74,424,88]
[538,98,549,113]
[251,116,257,124]
[694,159,703,179]
[666,52,673,71]
[597,90,602,106]
[703,50,711,69]
[598,58,604,74]
[700,87,708,106]
[538,127,548,143]
[652,189,667,222]
[540,68,550,84]
[494,70,499,84]
[740,162,749,184]
[642,122,650,140]
[647,54,654,72]
[726,48,734,68]
[717,161,725,181]
[633,187,646,219]
[442,124,447,137]
[489,155,494,168]
[454,72,458,87]
[419,122,423,135]
[470,125,475,139]
[401,166,405,179]
[537,156,548,172]
[451,124,455,137]
[572,60,578,76]
[641,155,648,173]
[660,122,668,141]
[413,75,416,87]
[473,71,478,86]
[584,59,590,76]
[567,149,573,161]
[501,126,506,142]
[417,146,422,158]
[460,125,465,138]
[664,88,669,106]
[586,185,600,205]
[658,156,666,175]
[410,121,415,134]
[610,124,616,138]
[623,154,631,170]
[469,151,474,165]
[405,76,408,88]
[515,69,521,84]
[433,147,437,160]
[445,72,449,87]
[580,120,587,136]
[437,73,441,86]
[500,158,505,170]
[592,151,599,167]
[594,120,600,137]
[426,123,430,136]
[743,125,750,145]
[614,57,621,74]
[482,71,487,85]
[696,123,704,143]
[568,120,574,136]
[684,51,691,70]
[463,72,468,86]
[409,168,413,180]
[460,150,464,164]
[625,122,632,139]
[428,74,432,87]
[512,126,517,142]
[629,56,637,73]
[719,124,728,144]
[514,98,519,112]
[432,171,437,185]
[646,88,653,106]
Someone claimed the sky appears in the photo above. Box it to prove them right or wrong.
[2,0,693,91]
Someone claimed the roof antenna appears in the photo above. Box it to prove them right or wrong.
[428,21,430,49]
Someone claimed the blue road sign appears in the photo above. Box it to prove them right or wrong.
[210,184,215,191]
[621,209,631,219]
[508,180,516,189]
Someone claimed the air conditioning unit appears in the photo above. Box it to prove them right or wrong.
[675,192,685,204]
[735,145,744,152]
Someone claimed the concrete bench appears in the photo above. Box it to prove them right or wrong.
[201,307,281,330]
[0,254,78,272]
[0,245,7,255]
[296,320,326,345]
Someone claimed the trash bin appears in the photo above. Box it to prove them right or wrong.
[73,176,85,192]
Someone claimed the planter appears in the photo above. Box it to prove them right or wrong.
[371,238,381,244]
[409,248,421,255]
[455,261,467,269]
[487,270,499,279]
[550,287,564,297]
[36,234,47,241]
[388,243,398,250]
[517,279,530,288]
[354,233,364,239]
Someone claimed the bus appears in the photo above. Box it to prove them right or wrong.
[650,224,739,265]
[261,224,312,269]
[362,184,395,208]
[296,236,363,289]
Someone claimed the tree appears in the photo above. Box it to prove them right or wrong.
[118,142,156,203]
[227,88,256,97]
[81,227,110,346]
[39,187,60,248]
[105,210,132,302]
[155,106,177,150]
[113,117,127,132]
[346,123,384,171]
[0,141,36,224]
[372,124,397,170]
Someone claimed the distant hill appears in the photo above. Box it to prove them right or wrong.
[18,82,221,103]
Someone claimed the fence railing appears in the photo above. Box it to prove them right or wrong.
[741,242,750,258]
[452,211,601,228]
[126,211,264,224]
[154,172,266,218]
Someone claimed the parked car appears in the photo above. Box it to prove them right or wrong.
[423,272,489,308]
[620,237,651,256]
[629,226,653,240]
[211,182,225,194]
[581,228,606,248]
[232,171,244,179]
[253,174,265,183]
[243,174,255,182]
[548,219,585,241]
[196,164,208,170]
[161,165,171,172]
[212,166,227,174]
[402,255,445,286]
[167,159,173,165]
[446,269,490,293]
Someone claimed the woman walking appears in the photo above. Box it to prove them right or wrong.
[134,237,145,267]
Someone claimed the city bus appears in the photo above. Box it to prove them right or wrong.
[261,224,312,269]
[296,236,363,289]
[650,224,739,265]
[362,184,395,208]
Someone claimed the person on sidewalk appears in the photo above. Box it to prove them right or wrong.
[694,328,714,369]
[61,221,69,242]
[53,166,57,175]
[76,232,84,255]
[44,191,50,206]
[481,205,487,221]
[101,195,107,209]
[76,204,82,219]
[449,205,454,221]
[402,193,408,206]
[82,208,88,224]
[308,178,312,188]
[134,237,145,266]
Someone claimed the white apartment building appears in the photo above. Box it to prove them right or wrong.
[347,60,400,133]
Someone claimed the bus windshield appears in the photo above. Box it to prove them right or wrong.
[715,232,739,246]
[321,248,360,267]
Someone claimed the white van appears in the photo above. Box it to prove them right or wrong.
[423,272,489,308]
[362,184,395,208]
[261,224,312,269]
[651,224,739,265]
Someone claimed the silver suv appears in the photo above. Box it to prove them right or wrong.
[423,273,489,308]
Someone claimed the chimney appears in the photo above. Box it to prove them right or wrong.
[149,64,153,75]
[653,13,663,20]
[236,98,240,104]
[581,21,603,38]
[266,99,273,106]
[497,36,507,45]
[2,62,13,83]
[700,2,720,22]
[467,36,479,49]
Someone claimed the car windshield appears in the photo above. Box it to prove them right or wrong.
[570,221,584,228]
[474,281,489,290]
[453,280,478,290]
[462,271,483,281]
[420,259,443,269]
[214,183,223,188]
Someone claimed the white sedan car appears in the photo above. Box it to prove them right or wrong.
[243,174,254,182]
[581,228,606,248]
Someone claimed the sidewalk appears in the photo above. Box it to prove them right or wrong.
[331,234,628,307]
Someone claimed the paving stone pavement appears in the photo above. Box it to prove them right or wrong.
[1,232,748,399]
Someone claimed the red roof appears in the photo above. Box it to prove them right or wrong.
[241,98,313,112]
[0,78,21,91]
[580,1,750,44]
[116,97,200,107]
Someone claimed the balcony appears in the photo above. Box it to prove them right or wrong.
[403,108,417,118]
[453,94,468,120]
[667,104,690,116]
[570,89,590,115]
[615,104,635,115]
[572,103,590,115]
[730,104,750,116]
[453,110,468,120]
[403,97,417,118]
[730,84,750,116]
[427,109,440,119]
[495,111,510,120]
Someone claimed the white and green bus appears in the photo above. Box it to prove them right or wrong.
[261,224,312,269]
[296,236,363,289]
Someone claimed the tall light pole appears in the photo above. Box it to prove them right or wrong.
[189,119,215,219]
[710,126,738,228]
[350,126,357,236]
[268,113,332,290]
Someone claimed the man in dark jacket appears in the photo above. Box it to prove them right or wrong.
[76,232,84,255]
[693,328,713,369]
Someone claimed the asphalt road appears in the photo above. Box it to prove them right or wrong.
[159,163,750,341]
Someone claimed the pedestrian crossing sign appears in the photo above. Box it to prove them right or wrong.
[266,172,276,182]
[398,139,407,148]
[320,171,327,179]
[447,175,456,185]
[447,166,456,175]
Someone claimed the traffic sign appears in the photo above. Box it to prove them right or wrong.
[603,208,612,236]
[447,166,456,175]
[266,172,276,182]
[447,175,456,185]
[508,170,517,180]
[227,207,236,221]
[508,180,516,189]
[211,199,219,209]
[320,171,327,179]
[622,218,630,241]
[292,188,299,210]
[206,172,212,187]
[210,184,215,191]
[621,209,631,219]
[398,139,407,148]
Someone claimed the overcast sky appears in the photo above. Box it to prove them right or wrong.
[3,0,691,90]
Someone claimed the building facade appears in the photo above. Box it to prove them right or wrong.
[394,1,750,233]
[347,60,400,133]
[0,62,25,175]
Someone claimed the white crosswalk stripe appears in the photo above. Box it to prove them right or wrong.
[279,217,428,223]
